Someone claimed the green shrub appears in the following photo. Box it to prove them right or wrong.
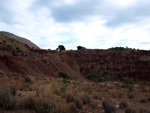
[85,74,102,82]
[122,77,135,86]
[59,72,72,80]
[36,98,57,113]
[103,75,111,82]
[16,47,20,50]
[0,88,17,110]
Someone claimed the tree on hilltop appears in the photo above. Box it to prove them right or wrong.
[56,45,66,50]
[77,46,85,50]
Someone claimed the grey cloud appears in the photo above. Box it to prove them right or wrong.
[33,0,150,27]
[32,0,104,22]
[104,1,150,27]
[51,0,103,22]
[1,0,150,28]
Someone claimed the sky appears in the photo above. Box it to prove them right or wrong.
[0,0,150,50]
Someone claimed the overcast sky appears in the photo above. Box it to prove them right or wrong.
[0,0,150,50]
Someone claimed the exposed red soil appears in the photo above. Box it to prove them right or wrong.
[0,47,150,81]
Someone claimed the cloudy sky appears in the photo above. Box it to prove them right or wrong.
[0,0,150,50]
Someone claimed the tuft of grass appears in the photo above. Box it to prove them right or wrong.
[8,80,20,96]
[66,94,75,103]
[83,94,91,105]
[90,99,98,109]
[139,108,150,113]
[70,104,78,113]
[125,107,136,113]
[139,96,147,103]
[0,88,17,110]
[127,92,135,99]
[22,96,37,110]
[102,100,117,113]
[119,99,128,109]
[92,92,99,99]
[75,99,83,109]
[35,98,57,113]
[102,99,117,113]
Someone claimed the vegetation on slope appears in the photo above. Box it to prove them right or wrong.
[0,34,29,52]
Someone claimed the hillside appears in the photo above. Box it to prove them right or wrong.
[0,31,39,49]
[0,33,150,113]
[0,34,30,52]
[0,33,150,81]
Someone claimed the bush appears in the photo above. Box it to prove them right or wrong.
[16,47,20,50]
[70,104,78,113]
[83,95,91,105]
[102,100,117,113]
[0,88,17,110]
[56,45,65,50]
[36,98,57,113]
[85,74,102,82]
[122,77,135,86]
[127,93,135,99]
[25,76,31,82]
[66,94,74,103]
[23,96,36,110]
[59,72,72,80]
[108,47,133,51]
[92,92,99,99]
[103,75,111,82]
[125,107,136,113]
[75,99,82,109]
[90,99,98,109]
[77,46,85,50]
[139,96,147,103]
[141,82,150,87]
[119,99,128,109]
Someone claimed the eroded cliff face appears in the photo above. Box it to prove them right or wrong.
[59,49,150,81]
[0,47,150,81]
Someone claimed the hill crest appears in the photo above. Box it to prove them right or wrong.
[0,31,39,49]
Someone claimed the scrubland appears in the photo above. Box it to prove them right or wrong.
[0,73,150,113]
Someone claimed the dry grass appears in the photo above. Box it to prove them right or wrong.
[0,75,149,113]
